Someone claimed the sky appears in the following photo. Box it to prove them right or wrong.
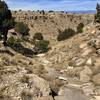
[4,0,100,11]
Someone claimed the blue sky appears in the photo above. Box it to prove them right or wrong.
[5,0,100,11]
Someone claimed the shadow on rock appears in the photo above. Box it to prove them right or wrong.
[0,49,14,56]
[11,43,34,58]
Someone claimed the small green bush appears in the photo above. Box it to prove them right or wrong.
[57,28,76,41]
[7,36,15,47]
[33,32,44,40]
[77,23,84,33]
[34,40,49,54]
[15,22,30,36]
[7,36,21,47]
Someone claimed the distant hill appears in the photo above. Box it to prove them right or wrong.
[67,10,96,14]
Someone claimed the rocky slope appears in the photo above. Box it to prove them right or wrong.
[12,11,94,39]
[0,12,100,100]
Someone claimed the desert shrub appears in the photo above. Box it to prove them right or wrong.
[57,28,76,41]
[33,32,44,40]
[7,36,15,47]
[33,40,49,54]
[7,36,21,47]
[21,36,29,42]
[15,22,30,36]
[77,23,84,33]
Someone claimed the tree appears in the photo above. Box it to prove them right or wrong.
[77,23,84,33]
[95,3,100,23]
[0,0,14,46]
[40,10,45,15]
[15,22,30,36]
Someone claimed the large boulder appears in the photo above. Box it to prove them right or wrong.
[56,85,90,100]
